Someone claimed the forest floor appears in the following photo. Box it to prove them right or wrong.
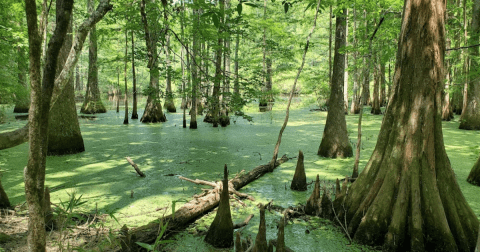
[0,95,479,251]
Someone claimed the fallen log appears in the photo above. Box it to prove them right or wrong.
[233,214,254,229]
[125,157,145,177]
[123,155,290,250]
[0,123,28,150]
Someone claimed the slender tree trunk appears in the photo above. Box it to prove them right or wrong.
[48,18,85,156]
[328,5,333,90]
[75,64,81,91]
[459,0,480,129]
[139,0,166,123]
[371,53,381,114]
[233,32,240,102]
[14,46,30,113]
[208,0,225,127]
[380,61,386,106]
[131,31,138,119]
[362,10,371,106]
[318,8,353,158]
[81,0,107,114]
[350,7,360,114]
[260,0,268,109]
[344,9,349,114]
[24,0,73,250]
[116,68,120,113]
[336,1,479,250]
[124,27,128,125]
[442,37,454,121]
[164,32,176,112]
[190,5,199,129]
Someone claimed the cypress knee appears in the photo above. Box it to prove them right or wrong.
[305,175,320,215]
[0,179,11,209]
[252,205,268,252]
[291,150,307,191]
[467,155,480,186]
[204,165,234,248]
[276,217,285,252]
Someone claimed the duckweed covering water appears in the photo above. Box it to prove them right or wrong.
[0,97,479,251]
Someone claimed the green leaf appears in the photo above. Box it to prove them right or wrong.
[244,2,258,7]
[135,242,154,251]
[237,3,242,16]
[284,3,289,13]
[212,13,220,28]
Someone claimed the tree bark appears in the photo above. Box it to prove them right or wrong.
[24,0,74,250]
[459,0,480,130]
[318,9,353,158]
[335,1,479,250]
[139,0,166,123]
[80,0,107,114]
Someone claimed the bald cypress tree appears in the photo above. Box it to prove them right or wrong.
[335,0,479,250]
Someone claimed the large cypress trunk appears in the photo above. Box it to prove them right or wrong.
[459,0,480,130]
[318,9,353,158]
[48,19,85,156]
[80,0,107,114]
[336,0,479,250]
[139,0,166,123]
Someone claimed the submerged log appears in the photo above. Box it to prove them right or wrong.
[126,155,290,248]
[125,157,146,177]
[290,150,307,191]
[204,165,234,248]
[233,214,254,229]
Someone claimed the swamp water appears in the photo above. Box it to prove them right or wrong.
[0,97,479,251]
